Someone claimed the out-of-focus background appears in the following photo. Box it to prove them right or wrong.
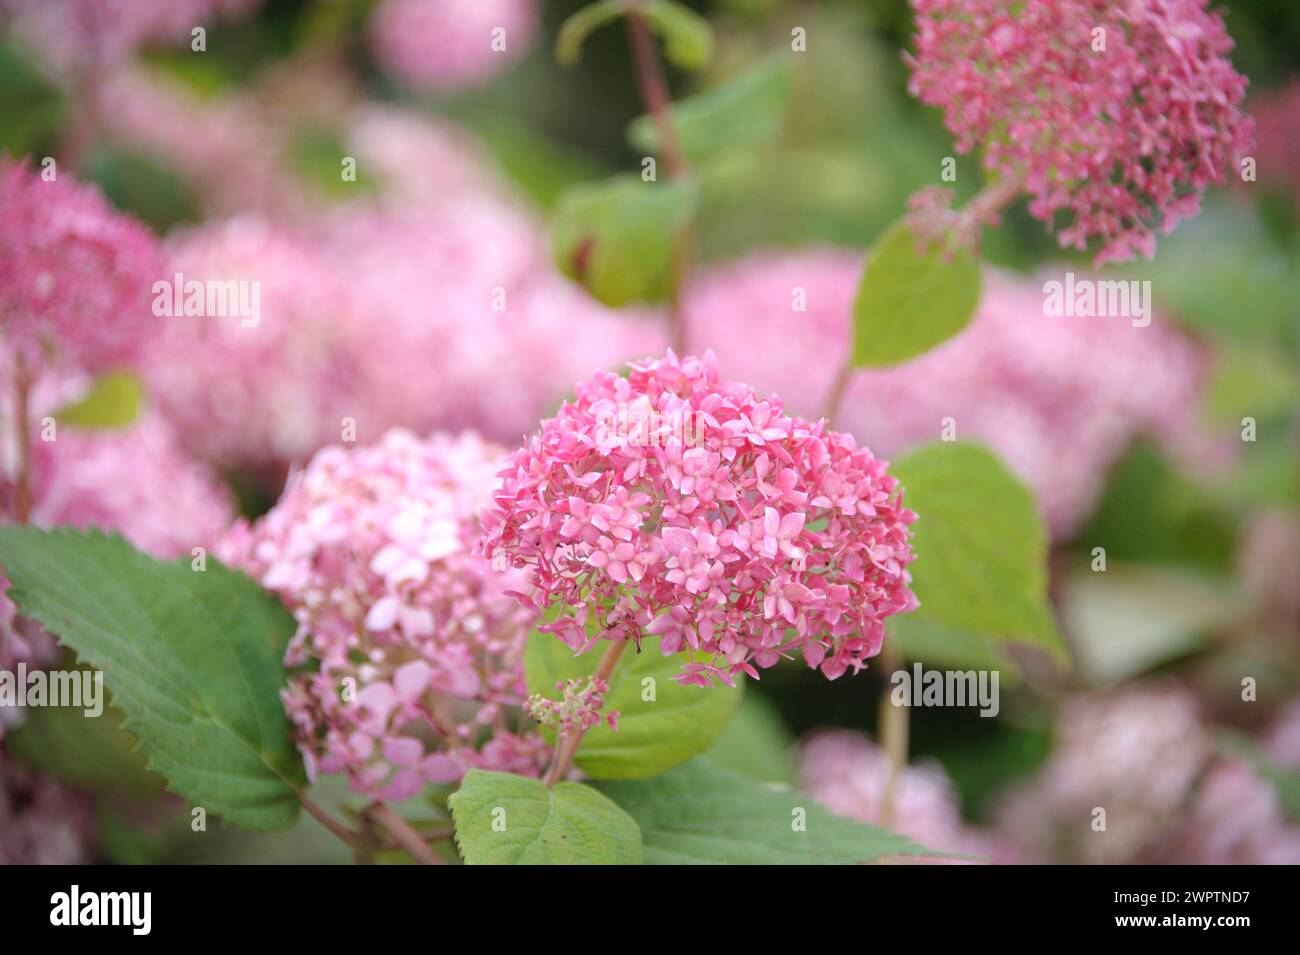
[1,0,1297,864]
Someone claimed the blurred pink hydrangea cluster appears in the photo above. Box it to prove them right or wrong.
[0,156,162,378]
[0,752,95,864]
[144,216,372,471]
[482,351,918,686]
[684,250,1208,537]
[996,685,1300,864]
[370,0,538,92]
[904,0,1254,263]
[136,104,664,473]
[1250,77,1300,211]
[1,0,261,75]
[799,730,1013,863]
[218,429,549,800]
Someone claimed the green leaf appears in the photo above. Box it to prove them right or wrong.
[53,371,142,430]
[7,701,162,802]
[0,38,68,156]
[0,526,304,830]
[526,631,741,779]
[556,0,626,65]
[449,769,643,864]
[557,1,714,70]
[83,148,199,232]
[1059,562,1240,687]
[704,693,795,784]
[602,759,935,864]
[890,613,1022,684]
[628,55,794,164]
[552,174,699,307]
[891,442,1066,663]
[851,222,981,367]
[640,0,715,70]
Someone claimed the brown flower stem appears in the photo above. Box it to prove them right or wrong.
[626,3,687,179]
[876,642,908,829]
[625,1,692,355]
[364,802,445,865]
[300,793,359,849]
[543,638,630,788]
[821,354,856,426]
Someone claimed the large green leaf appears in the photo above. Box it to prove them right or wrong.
[703,693,796,784]
[602,759,935,864]
[852,221,981,367]
[891,442,1066,662]
[526,631,741,779]
[628,55,794,164]
[552,174,699,307]
[0,527,304,830]
[449,770,643,864]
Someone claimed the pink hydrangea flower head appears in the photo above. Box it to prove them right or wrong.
[1,0,262,75]
[799,730,1014,863]
[370,0,538,92]
[0,753,95,864]
[0,157,162,379]
[996,683,1300,864]
[481,351,918,686]
[904,0,1254,263]
[218,429,548,800]
[143,216,367,470]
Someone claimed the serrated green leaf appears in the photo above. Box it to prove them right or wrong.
[602,759,935,864]
[891,442,1066,663]
[628,54,793,164]
[53,371,142,430]
[526,631,741,779]
[449,770,643,864]
[552,173,699,307]
[0,526,304,830]
[852,222,981,367]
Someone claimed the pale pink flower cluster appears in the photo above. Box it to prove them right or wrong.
[798,730,1013,863]
[526,677,620,735]
[904,0,1254,263]
[0,157,162,379]
[142,107,665,471]
[1,0,261,76]
[683,250,1208,537]
[482,351,918,686]
[92,66,310,220]
[996,684,1300,864]
[0,752,95,864]
[143,217,370,471]
[370,0,538,92]
[218,430,549,800]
